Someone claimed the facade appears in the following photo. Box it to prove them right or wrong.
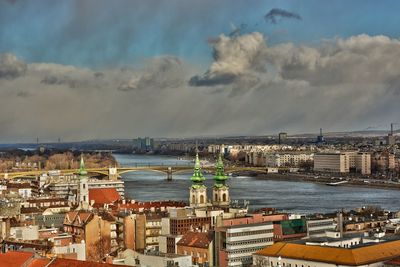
[273,218,307,241]
[307,217,336,238]
[314,153,349,173]
[314,152,371,174]
[265,152,314,167]
[355,152,371,175]
[63,211,111,262]
[216,222,274,267]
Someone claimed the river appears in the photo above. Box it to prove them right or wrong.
[114,153,400,214]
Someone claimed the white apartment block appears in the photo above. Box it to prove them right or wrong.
[265,153,314,167]
[217,222,274,267]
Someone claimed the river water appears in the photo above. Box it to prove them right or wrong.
[114,154,400,214]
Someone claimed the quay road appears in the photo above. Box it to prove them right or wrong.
[0,163,269,179]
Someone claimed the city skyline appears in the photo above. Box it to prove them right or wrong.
[1,0,400,142]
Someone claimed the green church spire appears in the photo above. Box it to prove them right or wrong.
[191,152,205,188]
[78,155,88,176]
[214,154,228,188]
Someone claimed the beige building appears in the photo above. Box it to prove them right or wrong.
[314,153,350,173]
[314,152,371,174]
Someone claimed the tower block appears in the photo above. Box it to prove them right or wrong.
[189,152,208,208]
[212,154,230,207]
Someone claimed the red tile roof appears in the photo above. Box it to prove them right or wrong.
[28,258,51,267]
[177,231,213,249]
[0,251,34,267]
[89,188,121,205]
[47,258,126,267]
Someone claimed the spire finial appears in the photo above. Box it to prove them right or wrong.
[214,152,228,188]
[78,154,87,176]
[191,143,205,188]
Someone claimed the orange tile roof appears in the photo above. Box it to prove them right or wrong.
[0,251,34,267]
[255,240,400,266]
[89,188,121,205]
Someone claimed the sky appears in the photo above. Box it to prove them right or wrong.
[0,0,400,142]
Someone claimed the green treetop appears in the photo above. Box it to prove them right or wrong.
[191,152,205,188]
[214,154,228,188]
[78,155,88,176]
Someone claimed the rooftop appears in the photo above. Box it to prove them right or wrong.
[255,240,400,266]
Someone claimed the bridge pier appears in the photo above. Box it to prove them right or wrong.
[166,167,172,181]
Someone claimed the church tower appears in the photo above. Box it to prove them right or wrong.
[212,154,230,207]
[189,152,208,208]
[77,155,89,210]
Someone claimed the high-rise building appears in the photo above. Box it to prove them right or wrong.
[278,132,287,144]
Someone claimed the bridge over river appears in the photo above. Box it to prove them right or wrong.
[0,163,269,180]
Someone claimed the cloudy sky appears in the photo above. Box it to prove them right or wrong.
[0,0,400,142]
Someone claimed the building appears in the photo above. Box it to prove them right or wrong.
[176,231,214,267]
[306,217,336,238]
[189,152,207,208]
[214,213,283,267]
[354,152,371,175]
[314,153,349,173]
[253,239,400,267]
[47,178,125,200]
[159,212,211,254]
[63,211,111,262]
[116,249,193,267]
[77,156,89,210]
[134,212,164,251]
[88,188,121,208]
[216,222,274,267]
[133,137,155,151]
[314,152,371,174]
[212,154,230,207]
[278,132,287,144]
[265,152,314,167]
[273,218,307,241]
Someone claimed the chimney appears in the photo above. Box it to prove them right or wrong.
[337,212,344,238]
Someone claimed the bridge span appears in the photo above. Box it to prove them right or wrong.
[0,164,268,180]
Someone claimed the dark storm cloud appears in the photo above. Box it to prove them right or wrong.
[264,8,302,24]
[118,56,185,91]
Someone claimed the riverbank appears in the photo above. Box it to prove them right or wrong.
[254,173,400,191]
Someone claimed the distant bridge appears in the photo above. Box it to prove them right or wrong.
[0,164,269,180]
